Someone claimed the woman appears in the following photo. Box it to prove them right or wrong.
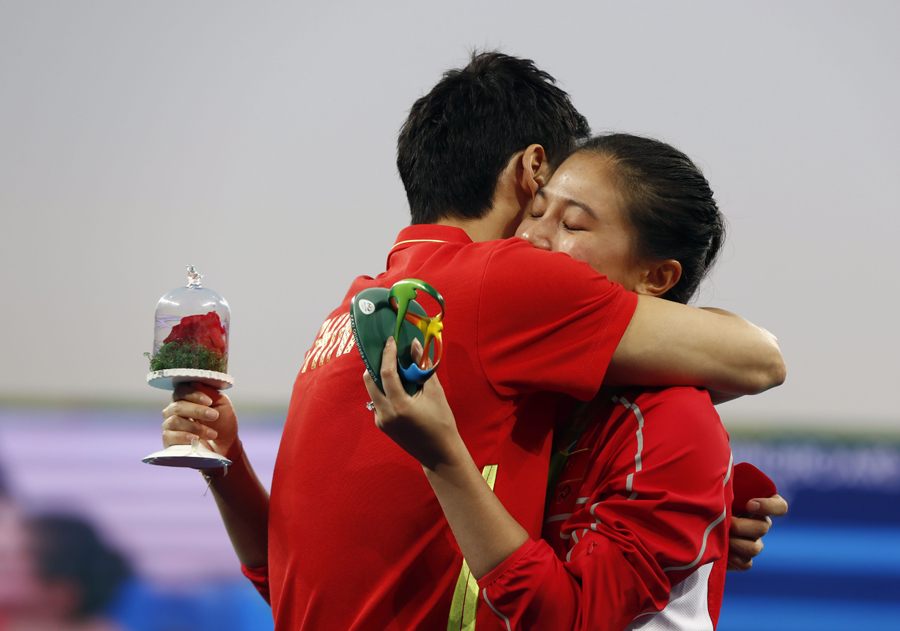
[365,134,781,631]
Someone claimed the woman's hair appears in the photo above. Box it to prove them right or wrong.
[575,133,725,304]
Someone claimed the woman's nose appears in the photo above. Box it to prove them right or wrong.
[520,220,553,251]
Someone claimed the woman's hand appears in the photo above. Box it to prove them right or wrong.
[161,383,241,460]
[364,336,529,580]
[363,337,465,471]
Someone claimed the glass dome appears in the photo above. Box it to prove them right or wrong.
[145,265,233,390]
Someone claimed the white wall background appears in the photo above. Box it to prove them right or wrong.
[1,1,897,432]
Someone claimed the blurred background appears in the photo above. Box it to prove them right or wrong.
[1,1,898,629]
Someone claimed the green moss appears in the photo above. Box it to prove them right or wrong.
[145,341,227,373]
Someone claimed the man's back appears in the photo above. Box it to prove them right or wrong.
[267,224,635,629]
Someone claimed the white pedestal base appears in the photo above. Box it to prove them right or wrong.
[142,440,232,469]
[146,369,234,391]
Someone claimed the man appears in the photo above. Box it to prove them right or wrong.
[162,52,785,630]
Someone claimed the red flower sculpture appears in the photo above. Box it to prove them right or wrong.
[164,311,227,353]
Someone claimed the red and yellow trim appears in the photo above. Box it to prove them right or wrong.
[447,464,499,631]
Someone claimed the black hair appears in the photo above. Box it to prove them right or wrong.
[398,51,590,225]
[30,514,132,619]
[577,134,725,304]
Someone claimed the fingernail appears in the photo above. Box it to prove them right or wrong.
[205,409,218,420]
[748,500,761,512]
[207,429,218,439]
[186,434,199,442]
[200,396,212,406]
[386,337,395,348]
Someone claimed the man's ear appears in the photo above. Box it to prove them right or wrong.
[635,260,682,297]
[517,144,549,198]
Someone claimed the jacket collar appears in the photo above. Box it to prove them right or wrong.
[388,224,473,264]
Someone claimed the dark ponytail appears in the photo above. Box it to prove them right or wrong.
[577,134,725,304]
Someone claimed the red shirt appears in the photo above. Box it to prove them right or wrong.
[478,387,733,631]
[246,225,637,630]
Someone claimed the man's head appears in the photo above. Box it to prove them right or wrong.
[397,51,590,226]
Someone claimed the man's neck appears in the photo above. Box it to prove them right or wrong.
[429,160,531,242]
[435,210,519,243]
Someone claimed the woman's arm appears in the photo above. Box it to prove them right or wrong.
[365,346,713,630]
[363,337,527,580]
[366,340,786,630]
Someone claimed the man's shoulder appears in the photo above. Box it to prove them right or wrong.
[390,235,612,305]
[481,237,593,266]
[435,236,597,269]
[477,239,613,300]
[389,225,604,284]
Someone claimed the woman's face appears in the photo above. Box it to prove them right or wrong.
[516,151,645,290]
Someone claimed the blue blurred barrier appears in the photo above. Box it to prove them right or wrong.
[719,597,900,631]
[109,579,273,631]
[2,407,898,630]
[720,438,900,630]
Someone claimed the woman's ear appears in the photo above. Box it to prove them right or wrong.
[518,144,549,197]
[635,260,682,297]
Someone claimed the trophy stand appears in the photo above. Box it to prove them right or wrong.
[142,265,233,469]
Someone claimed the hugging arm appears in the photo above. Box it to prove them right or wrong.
[608,297,786,395]
[477,249,783,399]
[366,343,755,630]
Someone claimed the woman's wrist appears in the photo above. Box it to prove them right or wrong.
[419,430,471,473]
[200,438,244,480]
